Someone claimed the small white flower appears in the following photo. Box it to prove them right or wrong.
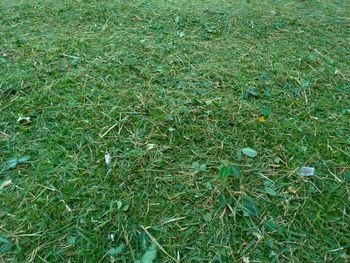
[104,154,111,166]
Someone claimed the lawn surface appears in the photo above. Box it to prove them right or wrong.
[1,0,350,262]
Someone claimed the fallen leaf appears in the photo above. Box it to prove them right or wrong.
[192,162,206,172]
[265,186,277,196]
[344,173,350,182]
[273,157,281,164]
[243,87,258,99]
[258,116,265,123]
[137,243,157,263]
[122,204,129,212]
[71,57,78,66]
[18,155,30,163]
[203,23,215,33]
[0,236,12,253]
[0,236,10,244]
[219,165,240,178]
[108,243,125,255]
[0,155,30,174]
[265,219,277,231]
[4,157,18,170]
[203,212,212,222]
[242,148,258,158]
[175,15,181,25]
[242,196,260,217]
[264,180,277,196]
[67,236,76,245]
[205,182,213,190]
[264,89,271,97]
[228,165,240,177]
[0,242,13,253]
[218,194,227,207]
[177,32,185,38]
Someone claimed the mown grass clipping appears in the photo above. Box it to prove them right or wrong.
[0,0,349,261]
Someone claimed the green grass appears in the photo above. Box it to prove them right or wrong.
[1,0,349,261]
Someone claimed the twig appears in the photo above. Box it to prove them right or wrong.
[123,226,136,262]
[162,217,186,226]
[141,226,178,262]
[99,116,128,138]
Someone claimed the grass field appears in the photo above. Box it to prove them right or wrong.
[1,0,350,261]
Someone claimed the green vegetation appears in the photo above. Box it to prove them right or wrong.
[1,0,349,261]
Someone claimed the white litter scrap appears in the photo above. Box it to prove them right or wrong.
[104,154,111,166]
[299,167,315,177]
[17,116,31,123]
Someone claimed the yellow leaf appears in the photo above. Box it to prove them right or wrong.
[258,116,265,123]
